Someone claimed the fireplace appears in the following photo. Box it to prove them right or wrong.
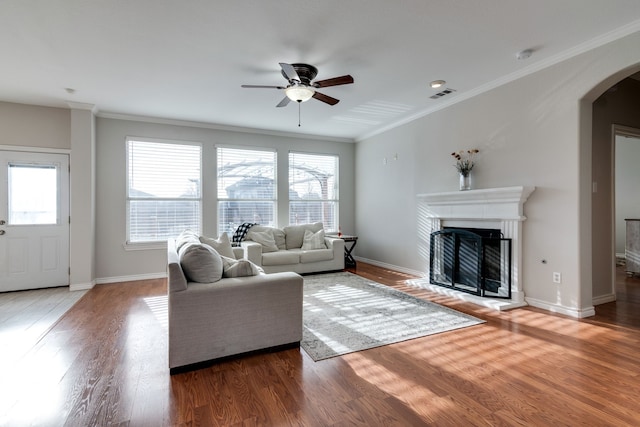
[430,227,512,298]
[416,186,534,310]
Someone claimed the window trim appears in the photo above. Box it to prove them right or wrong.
[125,136,203,248]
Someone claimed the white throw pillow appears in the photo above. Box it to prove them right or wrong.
[250,225,286,250]
[301,229,327,250]
[246,229,279,253]
[176,229,200,252]
[220,256,263,277]
[178,242,223,283]
[199,232,235,259]
[284,222,323,249]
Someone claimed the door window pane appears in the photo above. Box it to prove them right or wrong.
[8,164,57,225]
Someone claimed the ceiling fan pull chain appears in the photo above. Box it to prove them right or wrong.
[298,101,302,127]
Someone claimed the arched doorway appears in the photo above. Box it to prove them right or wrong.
[588,69,640,307]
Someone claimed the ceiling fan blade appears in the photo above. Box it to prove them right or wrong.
[279,63,301,82]
[276,96,291,108]
[313,75,354,88]
[312,92,339,105]
[241,85,285,89]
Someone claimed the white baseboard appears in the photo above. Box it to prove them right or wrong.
[354,256,426,278]
[96,272,167,285]
[525,296,596,318]
[592,293,616,305]
[70,281,96,291]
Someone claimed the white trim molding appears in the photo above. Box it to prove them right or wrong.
[70,280,96,291]
[96,272,167,285]
[417,186,535,311]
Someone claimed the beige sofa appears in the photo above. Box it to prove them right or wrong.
[241,222,345,274]
[167,237,303,373]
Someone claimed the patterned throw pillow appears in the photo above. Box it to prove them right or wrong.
[301,229,326,250]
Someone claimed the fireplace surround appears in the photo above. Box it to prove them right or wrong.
[417,186,535,310]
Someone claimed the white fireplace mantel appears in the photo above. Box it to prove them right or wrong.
[417,186,535,221]
[416,186,535,310]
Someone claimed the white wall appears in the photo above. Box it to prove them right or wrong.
[355,30,640,317]
[616,135,640,254]
[95,117,356,281]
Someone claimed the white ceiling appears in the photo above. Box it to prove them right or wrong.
[2,1,640,141]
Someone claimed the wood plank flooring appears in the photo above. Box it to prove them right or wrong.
[1,264,640,426]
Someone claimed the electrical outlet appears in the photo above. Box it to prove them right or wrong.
[553,272,561,284]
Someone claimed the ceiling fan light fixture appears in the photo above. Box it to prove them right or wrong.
[285,85,315,102]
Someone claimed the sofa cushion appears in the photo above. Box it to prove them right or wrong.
[261,250,301,266]
[220,256,263,277]
[300,248,334,263]
[176,229,200,252]
[199,232,235,259]
[178,242,223,283]
[249,225,286,250]
[283,222,323,249]
[246,229,279,253]
[301,229,327,250]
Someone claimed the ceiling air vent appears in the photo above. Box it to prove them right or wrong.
[430,88,456,100]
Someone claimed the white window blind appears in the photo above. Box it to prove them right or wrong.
[217,146,277,236]
[289,152,338,232]
[127,139,201,243]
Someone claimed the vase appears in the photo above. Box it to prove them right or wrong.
[459,173,471,191]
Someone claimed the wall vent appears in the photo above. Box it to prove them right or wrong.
[430,88,456,99]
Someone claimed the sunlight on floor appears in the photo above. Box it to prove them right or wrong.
[345,352,453,421]
[143,295,168,330]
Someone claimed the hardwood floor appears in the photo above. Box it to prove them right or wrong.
[1,264,640,426]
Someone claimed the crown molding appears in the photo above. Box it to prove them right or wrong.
[356,21,640,142]
[66,101,97,113]
[96,111,355,144]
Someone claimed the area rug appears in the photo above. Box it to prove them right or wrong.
[302,272,484,361]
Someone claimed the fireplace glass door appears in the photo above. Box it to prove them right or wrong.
[430,228,512,298]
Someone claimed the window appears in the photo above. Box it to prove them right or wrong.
[8,163,58,225]
[289,152,338,232]
[126,139,201,244]
[217,146,277,236]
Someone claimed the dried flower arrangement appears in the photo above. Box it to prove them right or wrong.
[451,149,479,177]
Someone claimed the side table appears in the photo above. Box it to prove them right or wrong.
[329,235,358,267]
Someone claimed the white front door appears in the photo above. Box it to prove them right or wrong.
[0,151,70,292]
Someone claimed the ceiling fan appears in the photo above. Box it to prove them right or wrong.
[241,63,354,108]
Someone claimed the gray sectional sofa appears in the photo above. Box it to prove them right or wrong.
[167,236,303,373]
[241,222,345,274]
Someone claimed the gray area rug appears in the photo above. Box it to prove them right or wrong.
[302,272,484,361]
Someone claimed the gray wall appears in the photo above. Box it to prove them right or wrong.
[355,30,640,317]
[0,101,70,149]
[95,117,356,281]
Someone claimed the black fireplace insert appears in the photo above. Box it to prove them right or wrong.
[429,228,512,298]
